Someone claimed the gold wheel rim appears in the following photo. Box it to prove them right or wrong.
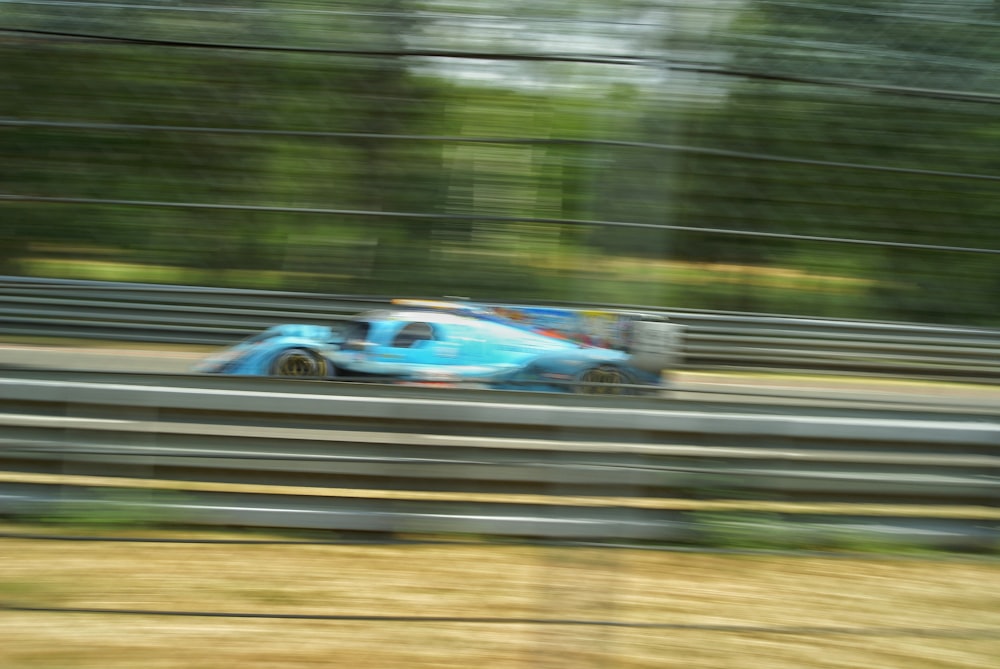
[277,352,325,377]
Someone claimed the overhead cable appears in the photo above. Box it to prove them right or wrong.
[3,193,999,256]
[3,27,1000,105]
[4,117,1000,184]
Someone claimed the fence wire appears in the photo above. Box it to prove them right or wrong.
[5,603,998,638]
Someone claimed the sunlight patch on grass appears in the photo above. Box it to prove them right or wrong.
[20,258,353,290]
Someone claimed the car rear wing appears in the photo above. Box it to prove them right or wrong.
[628,316,684,374]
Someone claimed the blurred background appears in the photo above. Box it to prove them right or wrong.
[2,0,999,324]
[3,6,1000,669]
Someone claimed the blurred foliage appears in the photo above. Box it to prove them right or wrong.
[1,1,999,324]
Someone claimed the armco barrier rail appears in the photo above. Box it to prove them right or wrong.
[4,276,1000,382]
[0,370,996,548]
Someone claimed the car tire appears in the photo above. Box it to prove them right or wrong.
[573,365,632,395]
[269,348,329,379]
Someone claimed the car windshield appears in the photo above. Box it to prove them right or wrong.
[342,320,372,342]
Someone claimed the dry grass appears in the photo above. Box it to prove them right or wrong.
[1,527,997,669]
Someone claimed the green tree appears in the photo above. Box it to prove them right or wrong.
[660,0,1000,322]
[0,0,449,291]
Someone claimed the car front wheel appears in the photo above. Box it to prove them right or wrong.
[269,348,329,379]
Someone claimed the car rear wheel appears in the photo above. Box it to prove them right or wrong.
[574,365,631,395]
[270,348,329,378]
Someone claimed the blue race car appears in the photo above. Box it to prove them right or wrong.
[195,299,682,394]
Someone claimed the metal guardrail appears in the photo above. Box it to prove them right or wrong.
[4,276,1000,382]
[0,370,996,548]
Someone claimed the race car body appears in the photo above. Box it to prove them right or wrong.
[195,299,682,394]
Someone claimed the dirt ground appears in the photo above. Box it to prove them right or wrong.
[1,526,997,669]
